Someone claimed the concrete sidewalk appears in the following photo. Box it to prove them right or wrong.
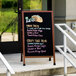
[0,52,76,76]
[53,74,76,76]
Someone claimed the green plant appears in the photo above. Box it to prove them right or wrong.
[0,9,18,34]
[2,0,17,8]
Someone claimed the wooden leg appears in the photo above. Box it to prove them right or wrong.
[49,57,51,61]
[54,62,56,65]
[23,64,25,66]
[23,56,25,66]
[53,53,56,65]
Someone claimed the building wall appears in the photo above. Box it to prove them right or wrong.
[54,0,66,47]
[55,0,66,17]
[54,0,76,51]
[66,0,76,19]
[66,0,76,51]
[52,0,55,15]
[42,0,76,51]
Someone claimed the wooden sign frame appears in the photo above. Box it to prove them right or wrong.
[22,11,56,66]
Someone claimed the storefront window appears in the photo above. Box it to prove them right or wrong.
[23,0,30,10]
[30,0,42,10]
[0,0,18,42]
[23,0,42,10]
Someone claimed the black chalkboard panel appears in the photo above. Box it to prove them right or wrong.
[22,11,55,65]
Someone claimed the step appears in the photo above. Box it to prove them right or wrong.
[53,74,76,76]
[0,53,76,76]
[0,67,76,76]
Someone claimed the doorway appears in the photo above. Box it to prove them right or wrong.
[0,0,18,54]
[0,0,52,54]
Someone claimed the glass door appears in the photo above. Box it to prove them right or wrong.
[23,0,42,10]
[0,0,18,42]
[0,0,18,54]
[0,0,52,54]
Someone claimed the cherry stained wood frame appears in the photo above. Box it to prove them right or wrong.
[22,11,56,66]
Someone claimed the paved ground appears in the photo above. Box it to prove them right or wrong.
[53,74,76,76]
[1,33,18,42]
[0,52,76,74]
